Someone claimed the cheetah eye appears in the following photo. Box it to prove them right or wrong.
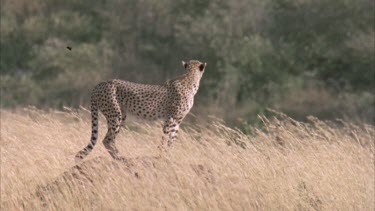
[199,63,205,72]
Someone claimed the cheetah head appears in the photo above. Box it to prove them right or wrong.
[182,60,207,77]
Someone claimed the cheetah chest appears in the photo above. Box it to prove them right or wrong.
[175,93,194,116]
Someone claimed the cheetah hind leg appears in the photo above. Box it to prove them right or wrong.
[102,116,132,163]
[103,126,121,159]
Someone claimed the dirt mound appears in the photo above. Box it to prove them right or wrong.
[34,156,162,208]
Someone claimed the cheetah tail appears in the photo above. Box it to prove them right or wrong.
[75,104,99,163]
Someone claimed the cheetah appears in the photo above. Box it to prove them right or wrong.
[75,60,206,162]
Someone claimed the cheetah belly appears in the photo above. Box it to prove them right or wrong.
[120,87,169,120]
[126,99,167,120]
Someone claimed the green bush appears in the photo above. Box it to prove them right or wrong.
[0,0,373,124]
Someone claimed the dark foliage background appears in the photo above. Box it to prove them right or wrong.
[1,0,374,125]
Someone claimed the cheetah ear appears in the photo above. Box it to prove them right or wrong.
[199,63,206,71]
[182,61,188,69]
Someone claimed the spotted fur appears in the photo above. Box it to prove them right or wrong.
[75,60,206,162]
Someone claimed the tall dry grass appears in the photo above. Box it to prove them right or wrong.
[1,107,374,210]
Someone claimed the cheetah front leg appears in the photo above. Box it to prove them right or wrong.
[120,107,127,128]
[161,116,182,147]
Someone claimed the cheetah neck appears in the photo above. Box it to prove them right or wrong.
[168,71,201,94]
[182,72,201,93]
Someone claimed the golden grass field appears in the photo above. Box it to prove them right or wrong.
[1,107,374,210]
